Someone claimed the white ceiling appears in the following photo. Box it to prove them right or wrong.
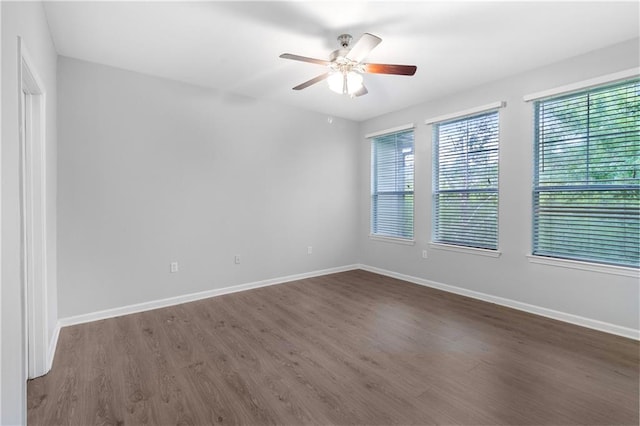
[43,1,639,121]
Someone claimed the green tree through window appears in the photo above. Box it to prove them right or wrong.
[533,79,640,267]
[433,111,500,249]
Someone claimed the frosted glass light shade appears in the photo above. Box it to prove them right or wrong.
[327,71,363,95]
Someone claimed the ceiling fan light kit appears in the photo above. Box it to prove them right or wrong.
[280,33,417,98]
[327,70,364,96]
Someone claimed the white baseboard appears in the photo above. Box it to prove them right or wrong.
[58,264,359,328]
[358,264,640,341]
[56,263,639,342]
[46,322,61,372]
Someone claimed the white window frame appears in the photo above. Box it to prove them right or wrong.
[525,70,640,273]
[426,102,505,256]
[367,124,415,243]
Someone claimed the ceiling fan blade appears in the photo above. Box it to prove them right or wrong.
[280,53,330,66]
[292,72,330,90]
[353,85,368,97]
[346,33,382,63]
[363,63,417,76]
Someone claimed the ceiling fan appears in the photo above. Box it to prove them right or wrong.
[280,33,417,97]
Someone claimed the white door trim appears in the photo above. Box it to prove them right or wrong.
[0,3,4,419]
[18,37,49,379]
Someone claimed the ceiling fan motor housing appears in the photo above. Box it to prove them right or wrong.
[331,34,354,64]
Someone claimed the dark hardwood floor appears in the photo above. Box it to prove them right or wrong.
[28,270,639,425]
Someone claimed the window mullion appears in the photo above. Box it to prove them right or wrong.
[586,93,591,185]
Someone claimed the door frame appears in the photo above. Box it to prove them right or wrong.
[0,3,3,418]
[18,37,49,379]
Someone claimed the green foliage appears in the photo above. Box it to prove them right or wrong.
[434,111,499,249]
[537,81,639,187]
[534,79,640,267]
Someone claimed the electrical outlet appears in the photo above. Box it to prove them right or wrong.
[170,262,179,273]
[307,246,313,255]
[234,255,241,264]
[422,250,428,259]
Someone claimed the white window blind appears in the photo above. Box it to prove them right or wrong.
[371,130,414,239]
[533,79,640,268]
[433,111,499,249]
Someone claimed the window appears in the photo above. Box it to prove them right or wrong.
[533,79,639,268]
[371,129,414,239]
[433,111,499,250]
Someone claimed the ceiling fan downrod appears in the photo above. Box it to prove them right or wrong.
[337,34,352,48]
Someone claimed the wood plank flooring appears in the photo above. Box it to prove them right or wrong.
[28,270,639,425]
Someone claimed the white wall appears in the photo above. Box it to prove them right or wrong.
[1,2,58,424]
[57,57,360,318]
[358,38,640,334]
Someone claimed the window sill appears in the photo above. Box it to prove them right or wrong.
[369,235,416,246]
[429,243,501,258]
[527,255,639,278]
